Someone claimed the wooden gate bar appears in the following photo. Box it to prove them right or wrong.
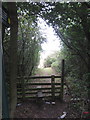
[25,83,61,86]
[23,87,61,91]
[21,77,25,101]
[17,75,61,79]
[61,59,65,101]
[51,75,55,101]
[17,91,60,95]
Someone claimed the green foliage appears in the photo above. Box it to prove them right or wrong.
[44,56,56,68]
[17,6,45,77]
[44,51,59,68]
[51,61,59,73]
[3,3,46,78]
[40,2,90,113]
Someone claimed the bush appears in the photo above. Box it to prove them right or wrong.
[51,61,60,73]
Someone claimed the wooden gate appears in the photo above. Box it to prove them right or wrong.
[17,60,65,101]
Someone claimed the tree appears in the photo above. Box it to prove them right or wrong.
[7,2,18,118]
[3,2,45,105]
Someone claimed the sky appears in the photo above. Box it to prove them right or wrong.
[37,17,61,68]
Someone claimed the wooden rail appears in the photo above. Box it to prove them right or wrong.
[17,95,60,100]
[24,83,62,86]
[17,75,61,79]
[17,91,60,95]
[17,87,61,91]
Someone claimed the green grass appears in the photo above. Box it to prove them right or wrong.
[35,67,56,76]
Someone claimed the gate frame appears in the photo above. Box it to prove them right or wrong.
[17,59,65,101]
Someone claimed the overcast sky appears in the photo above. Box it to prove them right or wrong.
[37,17,61,68]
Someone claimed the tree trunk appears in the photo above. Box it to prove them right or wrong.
[87,35,90,112]
[7,2,18,118]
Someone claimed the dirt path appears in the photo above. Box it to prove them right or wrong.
[14,100,68,118]
[14,95,79,118]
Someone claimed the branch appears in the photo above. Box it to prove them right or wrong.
[54,26,88,67]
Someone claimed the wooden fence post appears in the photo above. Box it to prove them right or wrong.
[22,77,25,101]
[61,59,65,101]
[51,75,55,101]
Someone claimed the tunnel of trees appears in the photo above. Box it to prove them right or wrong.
[2,2,90,118]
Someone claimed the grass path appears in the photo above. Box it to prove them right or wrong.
[35,67,59,76]
[33,67,60,84]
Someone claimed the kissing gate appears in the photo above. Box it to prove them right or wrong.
[17,60,65,102]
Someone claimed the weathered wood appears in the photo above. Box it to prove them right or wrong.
[17,75,61,79]
[25,83,61,86]
[61,59,65,101]
[17,82,66,86]
[21,77,25,101]
[19,87,61,91]
[51,75,55,101]
[17,91,60,95]
[17,95,60,100]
